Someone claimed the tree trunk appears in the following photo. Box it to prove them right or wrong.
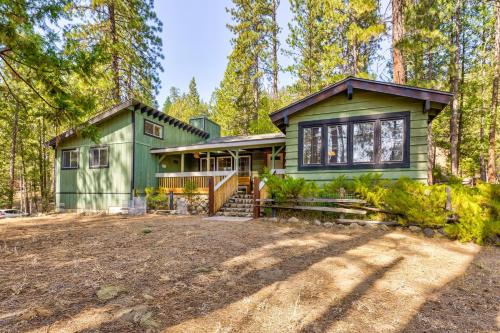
[19,140,30,214]
[392,0,405,84]
[108,1,120,103]
[8,102,19,208]
[449,0,462,176]
[271,0,279,98]
[488,0,500,183]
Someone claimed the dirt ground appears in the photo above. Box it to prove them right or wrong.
[0,214,498,333]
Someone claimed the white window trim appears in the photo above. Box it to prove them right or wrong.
[144,120,163,139]
[61,148,79,169]
[217,156,233,171]
[89,146,109,168]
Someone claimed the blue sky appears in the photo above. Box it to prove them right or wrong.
[154,0,391,105]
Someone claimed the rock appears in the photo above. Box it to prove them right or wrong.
[96,285,125,301]
[323,222,334,228]
[336,224,346,229]
[379,224,390,231]
[268,217,278,223]
[288,217,299,223]
[364,223,376,229]
[314,219,322,226]
[348,223,360,229]
[409,226,422,233]
[143,293,154,301]
[438,228,447,235]
[423,228,435,238]
[140,311,159,329]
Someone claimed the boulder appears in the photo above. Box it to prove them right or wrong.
[96,285,125,301]
[348,223,360,229]
[288,217,299,223]
[423,228,435,238]
[314,219,322,226]
[268,217,278,223]
[379,224,390,231]
[323,222,334,228]
[409,226,422,233]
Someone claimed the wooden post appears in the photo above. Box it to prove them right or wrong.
[271,146,275,169]
[208,176,215,215]
[253,177,260,219]
[207,152,211,171]
[180,153,185,172]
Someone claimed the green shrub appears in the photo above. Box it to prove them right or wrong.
[266,175,318,203]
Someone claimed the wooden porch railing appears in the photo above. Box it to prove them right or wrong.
[208,170,238,215]
[156,171,230,194]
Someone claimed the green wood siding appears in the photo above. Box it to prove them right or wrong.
[285,91,429,184]
[55,110,134,211]
[133,112,205,192]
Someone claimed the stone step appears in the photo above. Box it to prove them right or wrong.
[216,211,253,217]
[219,207,251,213]
[224,203,253,209]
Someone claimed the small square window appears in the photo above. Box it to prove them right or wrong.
[89,146,109,168]
[144,120,163,139]
[62,149,79,169]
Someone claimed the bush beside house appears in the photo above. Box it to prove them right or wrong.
[264,173,500,245]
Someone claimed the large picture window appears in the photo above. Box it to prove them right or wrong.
[144,120,163,139]
[299,112,410,170]
[352,122,375,163]
[61,149,79,169]
[302,127,322,165]
[89,146,109,168]
[328,124,348,164]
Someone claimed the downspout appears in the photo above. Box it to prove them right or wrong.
[131,108,136,199]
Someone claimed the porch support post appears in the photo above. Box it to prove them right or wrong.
[271,146,275,169]
[235,150,239,174]
[207,152,211,171]
[180,153,185,172]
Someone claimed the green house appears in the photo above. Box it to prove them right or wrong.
[48,77,451,213]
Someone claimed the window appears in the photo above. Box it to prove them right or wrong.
[352,122,375,163]
[238,156,251,177]
[61,149,79,169]
[328,124,348,164]
[144,120,163,139]
[217,156,233,171]
[200,157,215,171]
[302,127,322,165]
[381,119,404,162]
[89,146,109,168]
[298,112,409,170]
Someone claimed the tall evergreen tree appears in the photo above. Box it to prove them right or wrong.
[488,0,499,182]
[66,0,164,107]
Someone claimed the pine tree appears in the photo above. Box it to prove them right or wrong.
[392,0,406,83]
[66,0,164,107]
[488,0,499,182]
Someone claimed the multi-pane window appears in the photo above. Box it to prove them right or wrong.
[328,124,348,164]
[299,112,409,169]
[217,156,233,171]
[352,122,375,163]
[303,127,322,165]
[89,146,109,168]
[200,157,215,171]
[61,149,79,169]
[381,119,404,162]
[144,120,163,139]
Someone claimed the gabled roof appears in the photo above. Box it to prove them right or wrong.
[150,133,285,154]
[47,99,209,147]
[270,77,453,130]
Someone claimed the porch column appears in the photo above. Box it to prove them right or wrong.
[235,150,239,174]
[180,153,185,172]
[207,152,211,171]
[271,146,275,169]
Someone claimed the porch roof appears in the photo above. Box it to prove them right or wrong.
[150,133,286,154]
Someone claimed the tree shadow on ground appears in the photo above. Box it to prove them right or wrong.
[400,246,499,333]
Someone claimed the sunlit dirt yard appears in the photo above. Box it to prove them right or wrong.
[0,214,498,333]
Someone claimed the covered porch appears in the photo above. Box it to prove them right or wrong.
[150,133,286,195]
